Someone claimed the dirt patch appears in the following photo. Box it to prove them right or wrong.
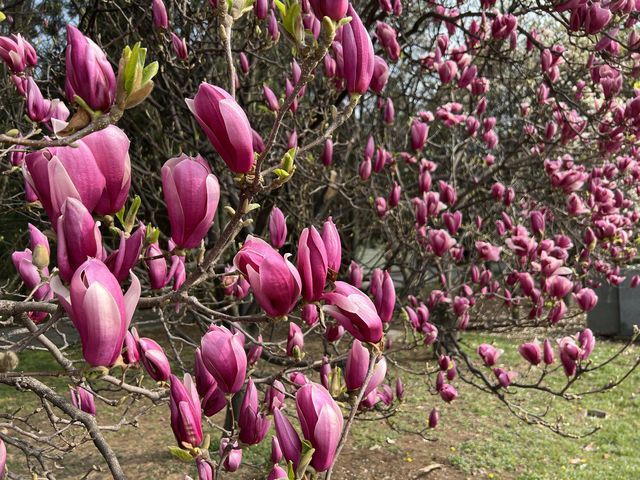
[331,436,472,480]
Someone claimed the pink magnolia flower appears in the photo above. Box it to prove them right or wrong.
[298,226,329,302]
[70,386,96,415]
[65,26,115,112]
[187,83,254,173]
[411,120,429,151]
[518,340,542,365]
[322,138,333,166]
[349,261,364,288]
[287,322,304,357]
[169,374,203,448]
[322,281,384,343]
[0,34,37,72]
[375,197,387,217]
[152,0,168,29]
[322,217,342,274]
[51,259,140,367]
[543,338,555,364]
[370,56,390,93]
[438,60,457,84]
[296,383,344,471]
[573,288,598,311]
[429,407,438,427]
[373,270,396,323]
[577,328,595,360]
[105,226,145,284]
[547,275,573,299]
[200,325,247,394]
[340,5,374,94]
[558,336,581,376]
[477,343,502,366]
[12,224,53,323]
[269,207,287,248]
[162,154,220,249]
[170,33,188,59]
[439,384,458,402]
[263,84,279,111]
[494,368,517,387]
[23,142,106,225]
[134,329,171,381]
[82,126,132,216]
[219,438,242,472]
[309,0,348,21]
[475,241,501,261]
[428,229,456,256]
[238,378,271,445]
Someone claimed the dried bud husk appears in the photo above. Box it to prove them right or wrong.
[32,243,50,269]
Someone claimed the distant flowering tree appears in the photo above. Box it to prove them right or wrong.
[1,0,640,478]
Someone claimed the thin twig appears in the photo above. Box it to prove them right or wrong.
[325,350,377,480]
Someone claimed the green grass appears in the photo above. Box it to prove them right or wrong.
[440,333,640,480]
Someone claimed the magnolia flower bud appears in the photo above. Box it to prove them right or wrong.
[201,325,247,394]
[428,407,438,428]
[340,5,374,95]
[65,26,116,112]
[269,207,287,248]
[187,83,254,173]
[162,154,220,249]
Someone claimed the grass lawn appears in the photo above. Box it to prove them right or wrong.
[387,332,640,480]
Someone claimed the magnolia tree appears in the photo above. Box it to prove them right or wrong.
[1,0,640,478]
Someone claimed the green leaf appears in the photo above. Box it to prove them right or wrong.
[296,440,315,478]
[0,12,6,22]
[168,446,194,462]
[301,439,314,457]
[274,0,286,18]
[124,195,141,233]
[336,16,352,28]
[287,460,295,480]
[283,3,300,37]
[274,168,290,180]
[124,43,140,93]
[138,45,147,65]
[145,226,160,245]
[142,61,159,85]
[115,205,126,228]
[283,146,296,172]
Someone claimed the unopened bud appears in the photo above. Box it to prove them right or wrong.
[292,345,303,362]
[282,148,296,173]
[0,351,19,372]
[322,16,336,44]
[329,366,343,397]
